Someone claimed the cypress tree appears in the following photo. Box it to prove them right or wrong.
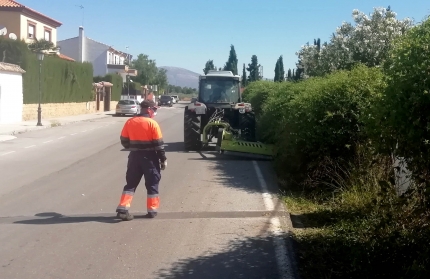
[242,63,247,87]
[274,59,280,82]
[223,45,238,75]
[246,55,261,82]
[279,55,285,82]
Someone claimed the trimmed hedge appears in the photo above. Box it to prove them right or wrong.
[93,74,123,101]
[0,37,94,104]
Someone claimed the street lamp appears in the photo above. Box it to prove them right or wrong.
[36,51,44,126]
[125,46,130,99]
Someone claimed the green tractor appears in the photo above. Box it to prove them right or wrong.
[183,70,274,158]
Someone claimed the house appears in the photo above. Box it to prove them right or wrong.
[0,0,75,62]
[57,27,137,81]
[0,0,61,45]
[0,61,25,124]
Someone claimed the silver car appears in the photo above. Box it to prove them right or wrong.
[115,99,141,116]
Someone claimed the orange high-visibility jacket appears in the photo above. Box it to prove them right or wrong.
[120,116,166,162]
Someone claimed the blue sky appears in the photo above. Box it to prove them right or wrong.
[17,0,430,79]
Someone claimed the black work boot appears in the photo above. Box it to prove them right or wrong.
[145,212,157,218]
[116,211,134,221]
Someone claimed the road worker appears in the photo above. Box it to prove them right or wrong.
[116,100,167,221]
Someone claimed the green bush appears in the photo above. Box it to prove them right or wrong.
[256,65,385,188]
[1,37,94,104]
[370,15,430,185]
[284,143,430,279]
[242,80,282,116]
[0,38,30,68]
[94,74,123,101]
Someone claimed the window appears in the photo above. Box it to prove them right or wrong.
[28,23,35,39]
[118,100,136,105]
[44,30,51,41]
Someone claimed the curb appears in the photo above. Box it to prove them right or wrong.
[3,114,112,136]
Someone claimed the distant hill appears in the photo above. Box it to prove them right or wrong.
[159,66,200,89]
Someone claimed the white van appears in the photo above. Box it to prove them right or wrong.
[169,95,179,103]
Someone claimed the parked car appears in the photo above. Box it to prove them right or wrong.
[158,95,173,107]
[115,99,141,116]
[170,95,179,103]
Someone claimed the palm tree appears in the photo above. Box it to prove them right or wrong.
[28,38,59,53]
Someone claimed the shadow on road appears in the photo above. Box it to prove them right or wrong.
[193,152,279,195]
[12,212,121,224]
[154,235,284,279]
[163,141,187,153]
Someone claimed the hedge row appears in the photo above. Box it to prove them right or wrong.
[242,15,430,278]
[0,37,93,104]
[244,65,385,188]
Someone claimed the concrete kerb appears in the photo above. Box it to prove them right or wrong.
[0,111,115,136]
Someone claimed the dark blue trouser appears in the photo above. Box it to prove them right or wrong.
[116,151,161,213]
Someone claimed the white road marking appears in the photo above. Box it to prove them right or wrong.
[71,133,78,136]
[25,145,36,149]
[253,160,292,279]
[0,151,15,156]
[43,140,53,143]
[58,136,65,140]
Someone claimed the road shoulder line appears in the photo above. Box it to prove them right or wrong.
[252,160,296,279]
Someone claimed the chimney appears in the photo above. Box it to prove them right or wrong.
[78,26,85,62]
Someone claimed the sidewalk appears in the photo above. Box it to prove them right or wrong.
[0,110,115,136]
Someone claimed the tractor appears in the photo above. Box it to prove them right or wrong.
[183,70,274,158]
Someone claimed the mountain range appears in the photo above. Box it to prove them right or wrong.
[159,66,200,89]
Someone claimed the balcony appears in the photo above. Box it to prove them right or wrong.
[107,64,127,71]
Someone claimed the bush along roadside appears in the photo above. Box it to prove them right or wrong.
[242,17,430,279]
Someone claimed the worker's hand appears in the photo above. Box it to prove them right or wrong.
[160,160,167,170]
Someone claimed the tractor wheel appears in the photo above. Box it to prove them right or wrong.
[184,109,201,151]
[239,112,256,142]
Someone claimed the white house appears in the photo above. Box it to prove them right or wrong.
[57,26,137,81]
[0,62,25,124]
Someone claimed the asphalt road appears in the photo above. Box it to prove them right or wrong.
[0,103,293,279]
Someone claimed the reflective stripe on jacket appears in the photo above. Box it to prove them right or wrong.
[120,116,166,161]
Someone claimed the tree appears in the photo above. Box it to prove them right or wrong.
[131,54,158,86]
[370,15,430,186]
[279,55,285,82]
[223,44,238,75]
[203,59,216,74]
[296,7,414,77]
[274,55,285,82]
[274,59,280,82]
[242,63,247,87]
[28,38,59,53]
[154,68,168,90]
[246,55,261,83]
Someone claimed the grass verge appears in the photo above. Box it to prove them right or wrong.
[281,153,430,279]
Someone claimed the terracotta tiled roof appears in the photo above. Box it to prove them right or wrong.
[0,0,62,27]
[0,0,22,7]
[93,82,113,88]
[0,62,26,73]
[57,53,75,62]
